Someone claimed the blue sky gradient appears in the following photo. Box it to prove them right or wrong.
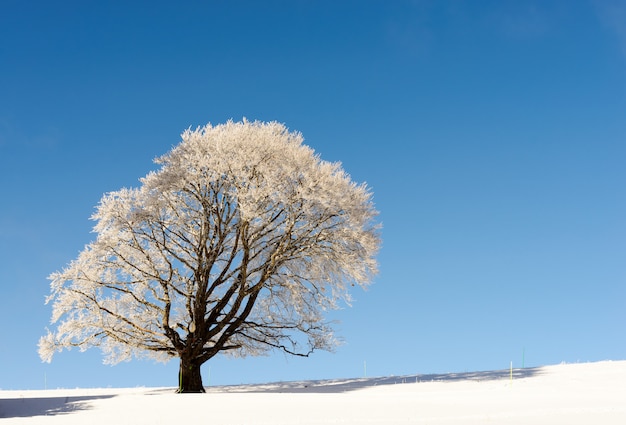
[1,0,625,390]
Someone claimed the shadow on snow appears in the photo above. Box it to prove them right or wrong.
[0,394,116,418]
[0,366,544,416]
[204,366,544,394]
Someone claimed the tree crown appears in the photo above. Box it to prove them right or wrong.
[40,120,380,367]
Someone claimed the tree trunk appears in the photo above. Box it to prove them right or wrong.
[177,357,205,393]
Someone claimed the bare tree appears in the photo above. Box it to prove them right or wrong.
[39,120,380,392]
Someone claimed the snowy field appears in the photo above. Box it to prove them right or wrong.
[1,360,625,424]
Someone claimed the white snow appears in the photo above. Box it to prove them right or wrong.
[2,360,625,424]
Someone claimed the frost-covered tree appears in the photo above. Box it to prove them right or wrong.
[39,120,380,392]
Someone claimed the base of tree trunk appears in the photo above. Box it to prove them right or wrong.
[177,359,205,393]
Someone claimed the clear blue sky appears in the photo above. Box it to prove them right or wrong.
[1,0,625,390]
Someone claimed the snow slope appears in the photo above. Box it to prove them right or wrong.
[1,360,625,424]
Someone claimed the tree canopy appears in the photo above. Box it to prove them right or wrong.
[39,120,380,392]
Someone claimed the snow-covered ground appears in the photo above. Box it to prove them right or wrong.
[2,360,625,424]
